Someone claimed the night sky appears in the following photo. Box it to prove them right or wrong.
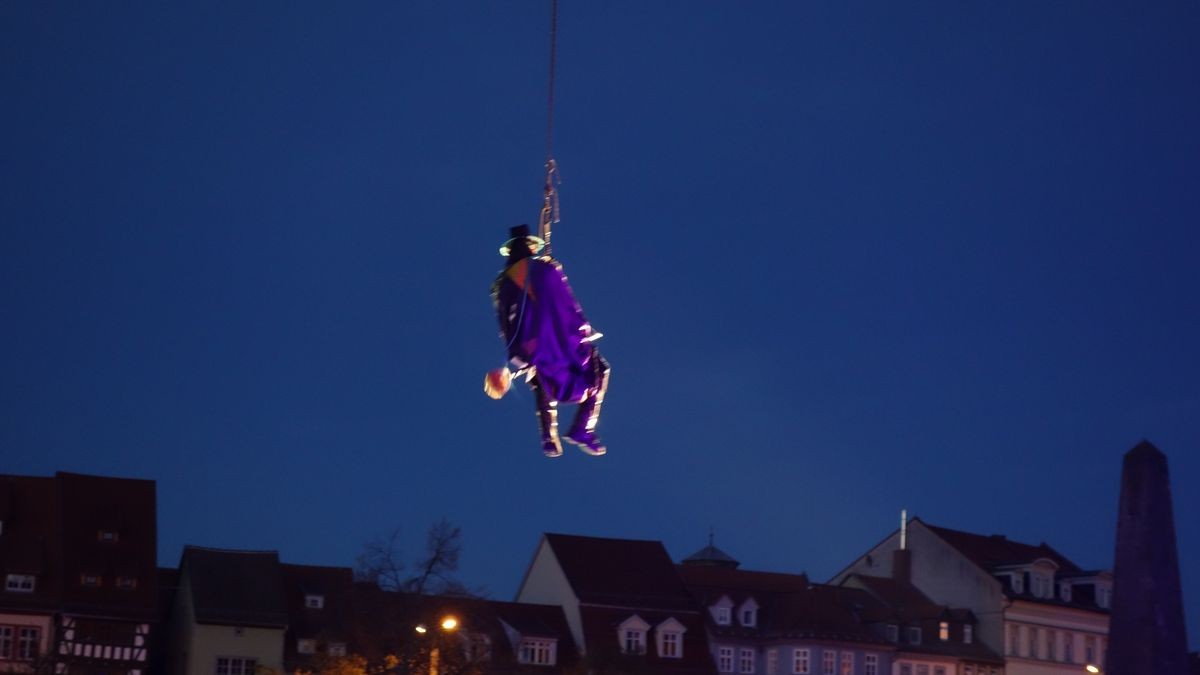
[3,2,1197,648]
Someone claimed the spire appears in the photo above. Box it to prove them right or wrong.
[682,530,740,569]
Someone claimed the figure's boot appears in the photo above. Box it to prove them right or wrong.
[565,357,609,456]
[536,388,563,458]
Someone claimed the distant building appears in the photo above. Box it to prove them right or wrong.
[677,541,896,675]
[280,563,355,674]
[832,518,1109,675]
[516,533,716,674]
[0,471,158,675]
[166,547,289,675]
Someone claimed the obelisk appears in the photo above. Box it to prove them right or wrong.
[1108,440,1189,674]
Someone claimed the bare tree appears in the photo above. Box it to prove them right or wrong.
[356,518,476,596]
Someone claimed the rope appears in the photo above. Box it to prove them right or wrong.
[539,0,560,253]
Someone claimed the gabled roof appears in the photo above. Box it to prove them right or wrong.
[925,523,1080,573]
[678,565,810,595]
[544,533,696,611]
[181,546,288,628]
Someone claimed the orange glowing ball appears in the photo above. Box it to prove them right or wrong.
[483,368,512,399]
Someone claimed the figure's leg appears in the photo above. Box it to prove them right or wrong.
[565,352,610,456]
[533,378,563,458]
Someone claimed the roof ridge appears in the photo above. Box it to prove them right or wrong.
[185,544,280,555]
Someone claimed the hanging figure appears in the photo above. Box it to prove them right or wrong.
[485,224,609,458]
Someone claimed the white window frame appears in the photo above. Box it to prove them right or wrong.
[712,596,734,625]
[617,615,650,655]
[517,638,556,666]
[1060,581,1072,602]
[738,598,759,627]
[214,657,257,675]
[864,654,878,675]
[718,646,735,673]
[16,627,39,661]
[655,618,686,659]
[886,624,899,643]
[766,649,778,675]
[740,648,756,674]
[4,575,35,593]
[964,624,973,644]
[822,650,835,675]
[792,648,810,674]
[304,594,324,609]
[839,652,853,675]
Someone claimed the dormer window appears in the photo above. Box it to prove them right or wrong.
[518,638,556,666]
[938,622,949,641]
[655,618,687,659]
[1096,584,1112,609]
[617,615,650,655]
[1059,582,1072,602]
[886,625,899,643]
[305,594,324,609]
[712,596,734,625]
[738,598,759,627]
[1011,574,1024,594]
[907,627,922,644]
[964,624,973,644]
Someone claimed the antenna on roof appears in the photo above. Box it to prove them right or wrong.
[900,509,908,550]
[708,526,715,547]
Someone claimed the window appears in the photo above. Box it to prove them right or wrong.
[864,654,878,675]
[719,646,735,673]
[1027,626,1038,659]
[328,643,347,657]
[740,648,755,674]
[1060,582,1072,602]
[933,668,946,675]
[939,621,949,641]
[297,639,316,655]
[742,608,757,626]
[822,650,835,675]
[916,666,929,675]
[766,649,778,675]
[1047,630,1057,661]
[1012,574,1024,594]
[98,530,119,543]
[715,606,731,625]
[80,574,102,587]
[886,625,899,643]
[1096,585,1111,608]
[839,652,852,675]
[16,628,39,661]
[899,665,912,675]
[305,594,324,609]
[1064,631,1074,663]
[215,657,256,675]
[907,627,921,645]
[4,575,35,593]
[467,634,491,662]
[116,576,138,590]
[0,626,11,660]
[1006,624,1017,655]
[963,667,973,675]
[659,631,681,658]
[1085,636,1096,663]
[623,629,645,654]
[792,648,810,674]
[518,638,556,666]
[964,624,973,644]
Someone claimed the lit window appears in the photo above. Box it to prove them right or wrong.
[822,650,835,675]
[740,648,755,674]
[297,639,316,654]
[792,648,810,674]
[4,575,35,593]
[214,657,256,675]
[518,638,556,666]
[907,627,922,644]
[939,621,949,641]
[886,625,899,643]
[719,646,734,673]
[840,652,853,675]
[766,649,778,675]
[80,574,103,587]
[864,654,878,675]
[328,643,347,657]
[964,624,973,644]
[16,627,39,661]
[305,594,324,609]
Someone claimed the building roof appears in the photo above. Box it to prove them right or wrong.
[681,536,740,569]
[925,523,1080,573]
[181,546,288,628]
[0,471,157,619]
[544,533,696,611]
[579,605,716,675]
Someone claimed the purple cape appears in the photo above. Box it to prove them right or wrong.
[493,257,598,403]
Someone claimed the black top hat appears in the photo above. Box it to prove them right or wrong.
[499,224,546,257]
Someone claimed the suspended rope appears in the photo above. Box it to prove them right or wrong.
[538,0,561,255]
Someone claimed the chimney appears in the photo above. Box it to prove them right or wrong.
[893,509,911,582]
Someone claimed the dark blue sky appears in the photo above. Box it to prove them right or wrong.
[3,1,1197,647]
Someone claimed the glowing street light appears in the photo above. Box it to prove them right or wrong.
[416,615,461,675]
[414,624,428,634]
[440,616,458,632]
[1085,666,1101,674]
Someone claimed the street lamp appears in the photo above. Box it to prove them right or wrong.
[1085,666,1101,674]
[415,615,459,675]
